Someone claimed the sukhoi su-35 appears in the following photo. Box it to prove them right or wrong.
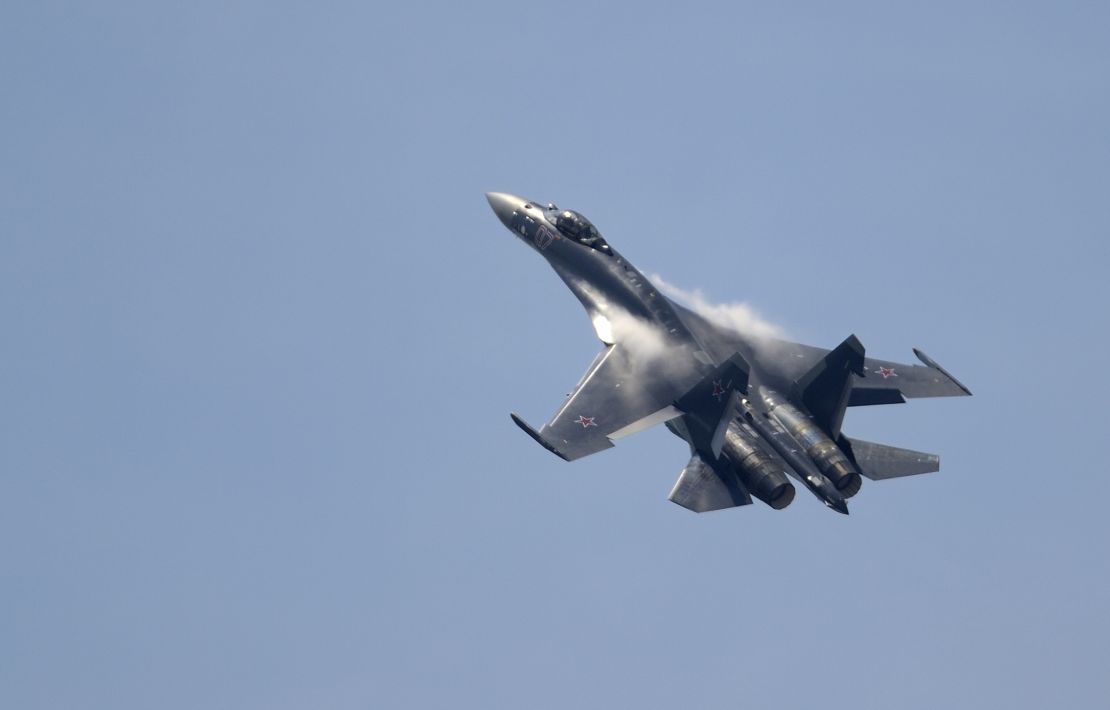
[486,192,970,515]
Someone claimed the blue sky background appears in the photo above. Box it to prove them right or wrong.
[3,2,1109,708]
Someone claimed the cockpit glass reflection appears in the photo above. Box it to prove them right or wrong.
[554,210,610,253]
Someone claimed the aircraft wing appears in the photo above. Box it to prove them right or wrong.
[668,302,970,407]
[849,348,972,405]
[511,344,684,461]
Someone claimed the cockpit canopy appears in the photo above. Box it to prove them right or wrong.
[554,210,610,253]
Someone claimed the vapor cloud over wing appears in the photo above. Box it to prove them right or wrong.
[648,274,786,340]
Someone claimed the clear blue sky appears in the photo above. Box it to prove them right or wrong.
[3,2,1108,708]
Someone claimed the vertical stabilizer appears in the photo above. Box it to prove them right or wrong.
[674,353,750,458]
[792,334,865,439]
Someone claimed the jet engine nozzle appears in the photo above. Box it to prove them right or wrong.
[761,389,863,499]
[721,421,795,509]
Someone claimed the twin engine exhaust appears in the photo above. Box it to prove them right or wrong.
[760,389,863,498]
[670,342,867,514]
[716,392,861,514]
[720,421,796,509]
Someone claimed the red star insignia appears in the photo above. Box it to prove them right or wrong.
[876,366,897,379]
[711,379,731,402]
[574,415,597,428]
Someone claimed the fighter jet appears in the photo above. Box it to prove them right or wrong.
[485,192,971,514]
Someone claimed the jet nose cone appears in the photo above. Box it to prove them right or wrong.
[485,192,525,230]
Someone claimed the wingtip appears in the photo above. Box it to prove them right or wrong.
[913,348,972,396]
[510,412,570,461]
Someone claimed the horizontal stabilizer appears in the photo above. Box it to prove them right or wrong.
[668,455,752,513]
[845,437,939,480]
